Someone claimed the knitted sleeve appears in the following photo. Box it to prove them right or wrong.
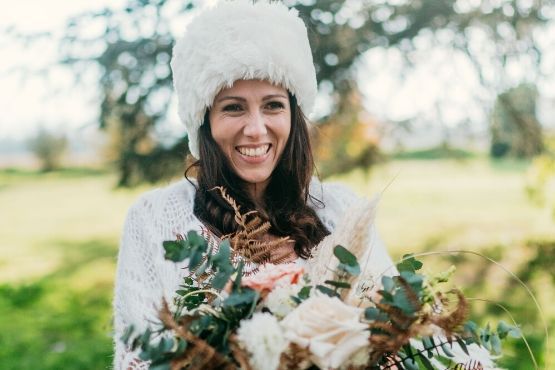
[112,181,200,369]
[113,196,159,369]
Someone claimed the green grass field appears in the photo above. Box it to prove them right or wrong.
[0,159,553,369]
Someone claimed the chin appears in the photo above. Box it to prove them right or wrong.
[236,170,272,186]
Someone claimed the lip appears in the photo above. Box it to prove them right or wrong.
[234,144,272,164]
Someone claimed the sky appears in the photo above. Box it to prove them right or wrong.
[1,0,554,150]
[0,0,126,141]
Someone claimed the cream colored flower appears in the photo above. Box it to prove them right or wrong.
[236,312,288,370]
[264,282,302,319]
[280,293,370,369]
[340,347,370,369]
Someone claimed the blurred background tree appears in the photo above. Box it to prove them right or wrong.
[490,83,544,158]
[27,128,68,171]
[52,0,550,186]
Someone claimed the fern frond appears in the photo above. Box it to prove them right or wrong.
[431,289,468,337]
[278,343,311,370]
[158,299,235,370]
[228,334,254,370]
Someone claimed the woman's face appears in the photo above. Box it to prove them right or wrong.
[209,79,291,191]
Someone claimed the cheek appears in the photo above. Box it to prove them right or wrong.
[209,118,234,151]
[277,117,292,144]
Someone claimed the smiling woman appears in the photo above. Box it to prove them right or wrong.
[112,1,395,369]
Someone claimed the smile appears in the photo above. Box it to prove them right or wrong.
[235,144,271,158]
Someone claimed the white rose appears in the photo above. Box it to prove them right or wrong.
[280,293,370,369]
[236,312,288,370]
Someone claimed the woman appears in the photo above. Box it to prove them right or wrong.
[113,1,394,368]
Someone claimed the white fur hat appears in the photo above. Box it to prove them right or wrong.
[170,0,317,159]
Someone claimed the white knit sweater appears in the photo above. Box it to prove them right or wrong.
[112,177,394,369]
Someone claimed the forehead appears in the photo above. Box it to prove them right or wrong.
[215,79,288,100]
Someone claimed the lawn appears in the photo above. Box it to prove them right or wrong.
[0,159,553,368]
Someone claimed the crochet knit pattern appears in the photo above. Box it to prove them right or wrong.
[112,178,394,369]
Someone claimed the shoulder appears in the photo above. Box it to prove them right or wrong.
[308,176,359,210]
[122,178,200,241]
[308,176,361,231]
[127,178,197,218]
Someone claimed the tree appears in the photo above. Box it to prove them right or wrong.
[490,83,544,158]
[40,0,551,185]
[27,128,68,171]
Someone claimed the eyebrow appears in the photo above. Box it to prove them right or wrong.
[215,94,288,103]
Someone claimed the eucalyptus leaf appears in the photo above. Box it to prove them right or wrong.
[316,285,340,297]
[186,230,207,249]
[223,288,258,308]
[158,337,174,353]
[176,338,188,353]
[163,240,189,262]
[297,286,312,300]
[491,333,502,355]
[418,353,435,370]
[120,325,135,345]
[333,245,357,265]
[440,342,454,357]
[364,307,388,322]
[232,260,244,291]
[324,280,351,289]
[188,249,204,270]
[150,363,171,370]
[211,269,232,290]
[212,240,231,266]
[334,245,360,276]
[402,356,419,370]
[456,336,469,355]
[381,276,395,293]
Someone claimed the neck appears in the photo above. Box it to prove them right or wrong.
[248,180,269,205]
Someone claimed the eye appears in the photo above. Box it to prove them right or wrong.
[265,101,285,110]
[222,103,243,112]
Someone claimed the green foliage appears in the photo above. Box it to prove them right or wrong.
[333,244,361,276]
[397,254,423,273]
[49,0,549,185]
[26,128,68,172]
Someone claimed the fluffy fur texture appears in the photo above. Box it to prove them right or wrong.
[171,0,317,158]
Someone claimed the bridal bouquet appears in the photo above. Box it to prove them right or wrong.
[121,188,519,370]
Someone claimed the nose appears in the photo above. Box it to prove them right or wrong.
[243,111,268,138]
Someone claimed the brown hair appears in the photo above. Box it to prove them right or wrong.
[185,92,329,258]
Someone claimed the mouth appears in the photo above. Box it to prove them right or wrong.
[235,144,271,158]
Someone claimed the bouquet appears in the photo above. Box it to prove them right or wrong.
[121,188,520,370]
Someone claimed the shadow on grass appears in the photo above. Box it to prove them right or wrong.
[43,238,117,280]
[0,238,118,369]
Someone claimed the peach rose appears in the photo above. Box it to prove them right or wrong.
[241,263,304,293]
